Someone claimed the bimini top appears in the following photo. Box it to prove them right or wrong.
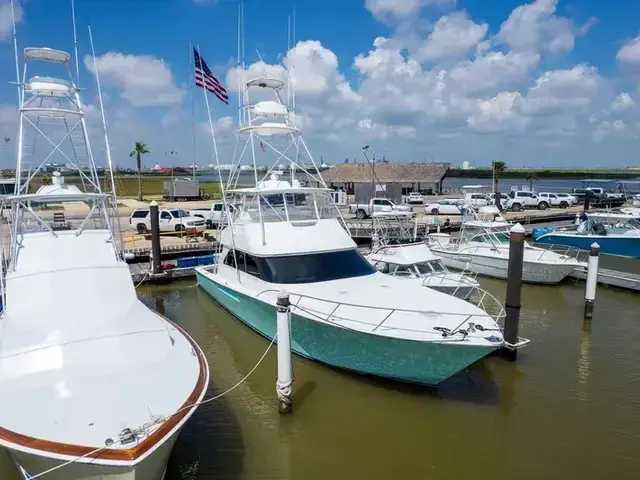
[369,242,437,266]
[246,77,284,90]
[7,173,108,203]
[24,47,70,64]
[228,173,329,195]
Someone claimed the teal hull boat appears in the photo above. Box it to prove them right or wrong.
[196,270,498,386]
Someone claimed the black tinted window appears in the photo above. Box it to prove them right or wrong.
[257,250,375,284]
[132,210,148,218]
[213,204,223,211]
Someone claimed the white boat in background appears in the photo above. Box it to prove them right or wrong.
[0,21,207,480]
[367,242,481,300]
[429,214,581,284]
[365,212,480,300]
[195,73,526,386]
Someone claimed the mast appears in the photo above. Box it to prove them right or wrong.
[189,42,196,180]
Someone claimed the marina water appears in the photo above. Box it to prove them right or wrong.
[5,273,638,479]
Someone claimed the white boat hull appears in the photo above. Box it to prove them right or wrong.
[435,250,577,284]
[10,428,180,480]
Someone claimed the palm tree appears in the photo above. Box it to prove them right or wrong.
[492,161,506,210]
[130,142,150,201]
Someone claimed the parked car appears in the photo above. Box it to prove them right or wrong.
[406,192,424,205]
[555,192,578,206]
[488,192,509,208]
[129,208,206,234]
[505,191,548,211]
[464,193,491,208]
[189,202,237,227]
[538,192,571,208]
[425,199,467,215]
[349,198,412,219]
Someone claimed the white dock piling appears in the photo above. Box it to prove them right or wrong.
[413,218,418,241]
[584,242,600,319]
[276,290,293,414]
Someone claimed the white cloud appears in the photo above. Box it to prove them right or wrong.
[498,0,575,54]
[84,53,183,107]
[593,119,626,141]
[467,92,529,133]
[448,51,540,94]
[519,64,599,116]
[611,92,635,110]
[617,35,640,66]
[0,1,23,41]
[418,12,488,62]
[365,0,456,18]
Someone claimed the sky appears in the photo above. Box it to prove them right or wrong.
[1,0,640,170]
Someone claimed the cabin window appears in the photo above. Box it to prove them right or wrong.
[224,250,238,268]
[244,254,261,277]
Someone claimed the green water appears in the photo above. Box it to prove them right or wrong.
[2,277,640,479]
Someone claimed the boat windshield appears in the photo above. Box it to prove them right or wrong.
[228,190,338,223]
[414,260,447,275]
[227,249,375,284]
[468,231,510,244]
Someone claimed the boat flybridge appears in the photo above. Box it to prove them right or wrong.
[429,209,581,284]
[0,43,207,479]
[195,76,526,386]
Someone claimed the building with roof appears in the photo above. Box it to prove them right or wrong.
[321,162,450,203]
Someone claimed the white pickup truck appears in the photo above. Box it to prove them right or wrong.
[129,208,206,234]
[349,198,412,219]
[188,202,237,227]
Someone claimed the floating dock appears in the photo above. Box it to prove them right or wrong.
[570,266,640,292]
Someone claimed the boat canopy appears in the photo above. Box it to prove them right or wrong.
[24,47,70,64]
[369,243,438,265]
[246,77,284,89]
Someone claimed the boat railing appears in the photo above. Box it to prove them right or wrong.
[533,243,586,263]
[255,288,507,341]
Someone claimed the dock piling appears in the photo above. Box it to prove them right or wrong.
[276,290,293,414]
[584,242,600,319]
[149,201,162,275]
[504,223,525,359]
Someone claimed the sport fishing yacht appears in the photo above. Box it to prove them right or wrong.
[0,26,207,479]
[195,76,526,386]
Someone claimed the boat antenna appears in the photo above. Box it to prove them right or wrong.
[362,145,388,201]
[88,25,123,246]
[10,0,21,105]
[71,0,81,87]
[237,0,242,125]
[189,42,196,180]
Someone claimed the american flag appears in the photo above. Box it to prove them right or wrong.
[193,47,228,104]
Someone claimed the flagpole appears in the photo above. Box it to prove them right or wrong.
[189,42,196,180]
[197,45,225,201]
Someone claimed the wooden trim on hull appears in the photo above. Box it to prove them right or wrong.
[0,317,208,462]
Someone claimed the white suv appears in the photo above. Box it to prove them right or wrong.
[506,191,548,211]
[538,192,571,208]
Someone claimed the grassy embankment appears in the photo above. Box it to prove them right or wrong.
[446,168,640,179]
[30,175,223,199]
